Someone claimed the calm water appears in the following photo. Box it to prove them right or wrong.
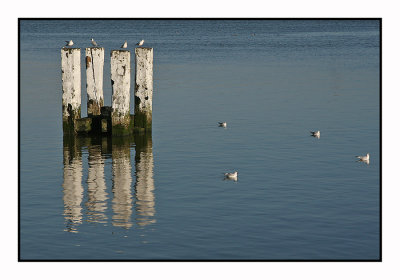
[20,19,380,260]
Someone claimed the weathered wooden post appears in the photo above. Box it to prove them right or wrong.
[111,50,132,136]
[61,48,81,134]
[85,47,104,116]
[134,47,153,132]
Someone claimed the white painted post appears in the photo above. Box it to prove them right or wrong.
[134,47,153,131]
[85,47,104,116]
[61,48,81,134]
[111,50,131,135]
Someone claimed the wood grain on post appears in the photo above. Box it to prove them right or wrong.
[86,47,104,116]
[61,48,81,134]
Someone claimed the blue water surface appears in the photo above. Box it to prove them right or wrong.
[20,19,380,260]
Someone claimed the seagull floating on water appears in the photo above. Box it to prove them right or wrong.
[121,41,128,48]
[65,40,74,47]
[136,39,144,46]
[356,153,370,164]
[218,122,227,128]
[224,171,238,181]
[310,130,320,139]
[91,38,98,47]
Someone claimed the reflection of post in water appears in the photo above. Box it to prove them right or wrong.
[62,134,155,231]
[134,132,156,227]
[86,136,108,224]
[112,136,134,229]
[62,135,84,233]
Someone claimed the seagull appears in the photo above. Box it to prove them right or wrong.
[91,38,98,46]
[218,122,227,128]
[121,41,127,48]
[224,171,238,181]
[65,40,74,47]
[356,153,370,164]
[136,39,144,46]
[310,130,320,139]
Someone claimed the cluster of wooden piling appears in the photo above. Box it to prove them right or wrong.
[61,46,153,136]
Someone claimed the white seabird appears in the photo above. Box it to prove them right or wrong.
[356,153,370,164]
[121,41,128,48]
[91,38,98,46]
[224,171,238,181]
[218,122,227,128]
[65,40,74,47]
[136,39,144,46]
[310,130,320,139]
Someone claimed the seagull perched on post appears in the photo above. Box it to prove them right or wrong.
[91,38,98,46]
[218,122,227,128]
[310,130,320,139]
[121,41,128,49]
[65,40,74,47]
[136,39,144,46]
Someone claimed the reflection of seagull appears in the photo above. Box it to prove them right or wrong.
[136,39,144,46]
[356,153,370,164]
[310,130,320,139]
[121,41,127,48]
[65,40,74,47]
[218,122,227,127]
[224,171,238,181]
[91,38,97,46]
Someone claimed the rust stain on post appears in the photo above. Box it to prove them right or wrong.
[86,56,91,68]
